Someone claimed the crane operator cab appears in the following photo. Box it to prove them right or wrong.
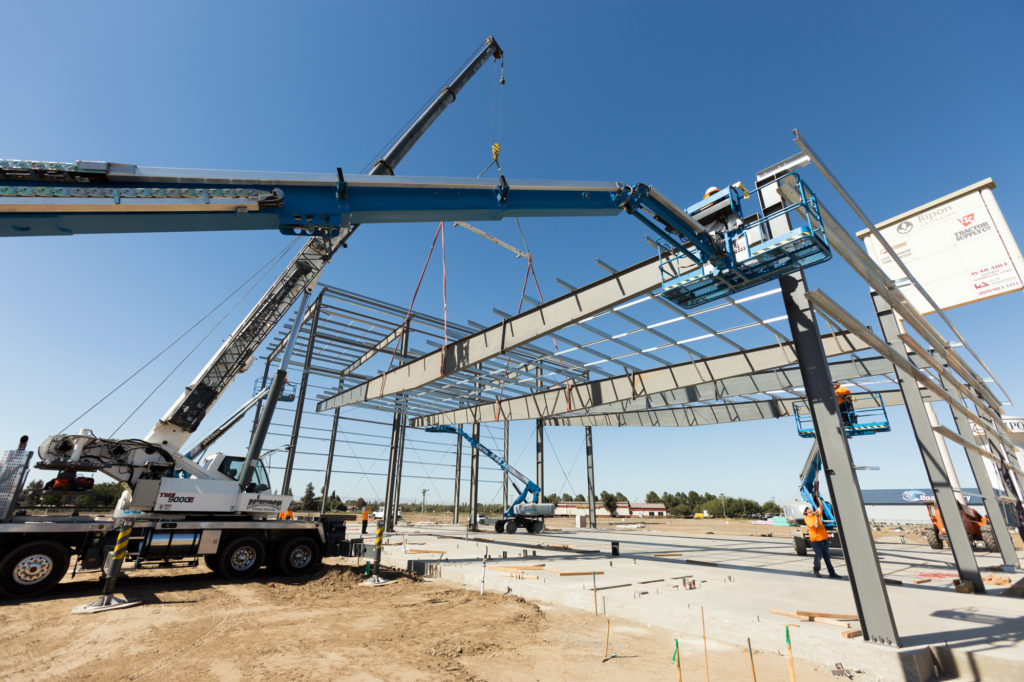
[196,452,272,493]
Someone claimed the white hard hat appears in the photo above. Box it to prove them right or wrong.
[703,186,720,199]
[800,503,813,513]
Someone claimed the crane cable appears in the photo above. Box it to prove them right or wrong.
[379,221,445,397]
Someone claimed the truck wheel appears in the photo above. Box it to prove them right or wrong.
[0,540,70,597]
[493,520,505,534]
[793,535,808,556]
[505,519,517,534]
[215,536,264,580]
[531,519,545,534]
[275,536,322,577]
[924,527,943,550]
[981,526,999,553]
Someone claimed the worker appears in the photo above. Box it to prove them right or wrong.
[361,505,371,535]
[803,498,839,578]
[833,382,855,426]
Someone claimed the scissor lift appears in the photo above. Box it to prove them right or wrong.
[793,391,892,438]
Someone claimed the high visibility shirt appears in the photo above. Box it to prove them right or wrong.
[805,510,829,543]
[834,385,852,407]
[361,508,370,521]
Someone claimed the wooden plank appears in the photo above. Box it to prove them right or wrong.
[491,564,545,571]
[547,570,605,576]
[794,611,859,620]
[841,629,863,639]
[813,617,852,629]
[769,609,811,621]
[406,549,446,554]
[651,552,682,557]
[589,583,632,591]
[883,577,903,585]
[912,578,932,584]
[685,559,718,567]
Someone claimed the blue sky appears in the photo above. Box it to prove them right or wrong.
[2,1,1023,508]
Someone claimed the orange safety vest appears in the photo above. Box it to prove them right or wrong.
[834,385,852,408]
[805,510,829,543]
[361,507,370,521]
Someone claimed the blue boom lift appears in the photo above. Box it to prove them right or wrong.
[788,441,842,556]
[425,425,554,534]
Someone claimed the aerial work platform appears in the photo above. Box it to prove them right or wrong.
[794,391,892,438]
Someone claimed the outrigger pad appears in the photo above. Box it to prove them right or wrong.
[71,594,142,615]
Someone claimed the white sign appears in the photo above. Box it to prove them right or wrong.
[860,180,1024,314]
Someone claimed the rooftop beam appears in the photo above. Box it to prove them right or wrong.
[409,330,871,426]
[543,390,903,428]
[317,253,692,412]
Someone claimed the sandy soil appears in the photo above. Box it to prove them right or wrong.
[0,558,838,681]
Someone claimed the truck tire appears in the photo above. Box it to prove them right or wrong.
[793,535,808,556]
[981,526,999,553]
[493,520,505,534]
[215,536,264,580]
[505,519,517,534]
[202,555,218,572]
[924,527,944,550]
[531,519,545,534]
[0,540,70,597]
[275,536,322,577]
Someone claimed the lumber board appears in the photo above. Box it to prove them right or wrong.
[685,559,718,567]
[912,578,932,584]
[492,564,545,571]
[406,549,446,554]
[589,583,632,591]
[813,617,853,628]
[546,570,604,577]
[651,552,682,557]
[794,611,858,620]
[841,629,863,639]
[769,609,811,621]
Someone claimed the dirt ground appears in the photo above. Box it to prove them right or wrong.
[0,557,839,681]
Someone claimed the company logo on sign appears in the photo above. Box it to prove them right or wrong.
[896,221,914,234]
[958,213,975,227]
[901,489,934,502]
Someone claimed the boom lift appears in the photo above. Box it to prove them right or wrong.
[787,441,841,556]
[425,425,554,533]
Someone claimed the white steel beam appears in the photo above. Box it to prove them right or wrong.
[543,390,902,428]
[409,331,871,426]
[317,254,692,412]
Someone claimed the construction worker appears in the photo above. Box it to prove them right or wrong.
[833,382,855,426]
[361,505,371,535]
[803,498,839,578]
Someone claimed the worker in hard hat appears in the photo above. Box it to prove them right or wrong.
[695,185,742,258]
[361,505,371,535]
[803,498,839,578]
[703,186,720,199]
[833,382,855,426]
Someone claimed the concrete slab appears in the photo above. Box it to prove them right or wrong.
[377,523,1024,681]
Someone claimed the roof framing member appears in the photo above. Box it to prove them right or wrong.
[317,253,693,412]
[408,330,871,427]
[542,390,903,428]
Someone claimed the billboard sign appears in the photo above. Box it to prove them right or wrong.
[859,179,1024,314]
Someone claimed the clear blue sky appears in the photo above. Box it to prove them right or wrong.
[2,1,1023,509]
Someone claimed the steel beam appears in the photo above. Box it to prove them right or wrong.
[586,426,597,528]
[572,356,895,417]
[873,292,984,592]
[281,293,324,495]
[338,324,405,377]
[453,424,462,524]
[543,392,902,428]
[781,271,899,646]
[317,254,690,411]
[939,384,1020,568]
[536,420,544,501]
[503,421,509,509]
[409,331,871,427]
[469,423,480,531]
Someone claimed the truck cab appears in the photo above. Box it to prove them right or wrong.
[194,452,272,493]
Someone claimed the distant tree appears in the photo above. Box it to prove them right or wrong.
[300,482,316,510]
[687,490,700,506]
[355,497,367,510]
[600,491,618,517]
[614,491,628,502]
[762,500,782,516]
[544,493,561,504]
[574,494,585,502]
[561,493,574,502]
[645,491,661,503]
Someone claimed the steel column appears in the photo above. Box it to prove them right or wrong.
[382,406,401,533]
[586,426,597,528]
[281,292,324,495]
[942,379,1020,567]
[873,292,984,593]
[249,355,273,443]
[781,271,899,646]
[503,421,509,510]
[453,424,463,524]
[469,423,480,531]
[536,420,544,501]
[320,408,341,516]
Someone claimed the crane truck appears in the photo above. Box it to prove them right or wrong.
[425,425,554,534]
[0,39,836,600]
[0,36,506,600]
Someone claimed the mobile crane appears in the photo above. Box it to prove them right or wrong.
[425,425,554,534]
[0,36,505,599]
[0,39,835,599]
